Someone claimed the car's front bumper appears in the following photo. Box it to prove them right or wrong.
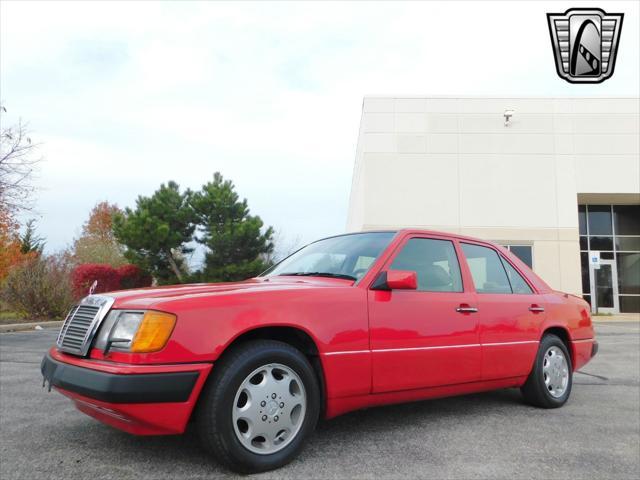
[41,348,212,435]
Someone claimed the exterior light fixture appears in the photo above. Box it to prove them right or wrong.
[504,109,515,126]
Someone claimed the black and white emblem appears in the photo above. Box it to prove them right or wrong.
[547,8,624,84]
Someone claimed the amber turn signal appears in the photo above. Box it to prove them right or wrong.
[130,311,177,353]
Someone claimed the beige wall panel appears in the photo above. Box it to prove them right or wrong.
[362,113,394,133]
[557,241,583,295]
[459,154,558,228]
[394,98,427,112]
[427,114,459,133]
[362,133,395,153]
[530,241,561,290]
[571,98,639,114]
[363,98,394,113]
[395,113,427,132]
[363,154,459,227]
[575,155,640,193]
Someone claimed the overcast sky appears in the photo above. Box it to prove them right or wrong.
[1,0,639,262]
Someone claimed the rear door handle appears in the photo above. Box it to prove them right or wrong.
[456,306,478,313]
[529,305,545,313]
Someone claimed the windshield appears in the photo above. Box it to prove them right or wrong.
[262,232,396,281]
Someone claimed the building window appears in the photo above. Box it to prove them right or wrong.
[587,205,613,236]
[579,204,640,313]
[620,296,640,313]
[617,253,640,295]
[589,236,614,251]
[578,205,587,235]
[580,252,590,294]
[614,205,640,235]
[499,244,533,268]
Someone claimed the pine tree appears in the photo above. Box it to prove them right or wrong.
[113,182,195,283]
[190,173,274,282]
[19,219,45,255]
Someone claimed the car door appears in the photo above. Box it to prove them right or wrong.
[368,235,481,393]
[459,242,543,381]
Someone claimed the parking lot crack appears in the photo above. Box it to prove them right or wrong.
[576,370,609,381]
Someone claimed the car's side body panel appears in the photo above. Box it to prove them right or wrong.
[43,229,597,433]
[454,239,546,381]
[368,288,482,392]
[475,292,543,381]
[368,233,481,392]
[325,376,528,418]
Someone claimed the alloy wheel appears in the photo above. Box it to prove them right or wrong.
[232,363,307,455]
[542,346,569,398]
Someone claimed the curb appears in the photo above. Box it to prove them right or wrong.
[592,315,640,323]
[0,321,63,333]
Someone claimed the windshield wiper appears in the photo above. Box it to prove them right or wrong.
[277,272,357,281]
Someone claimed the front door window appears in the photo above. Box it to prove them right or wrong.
[389,238,463,292]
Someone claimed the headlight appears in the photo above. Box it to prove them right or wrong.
[94,310,177,354]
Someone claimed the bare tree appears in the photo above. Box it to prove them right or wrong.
[0,106,41,213]
[265,229,304,265]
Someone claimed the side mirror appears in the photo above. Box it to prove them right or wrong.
[371,270,418,290]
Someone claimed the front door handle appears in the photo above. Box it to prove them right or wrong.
[529,305,545,313]
[456,305,478,314]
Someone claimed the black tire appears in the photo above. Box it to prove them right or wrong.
[196,340,320,473]
[521,334,573,408]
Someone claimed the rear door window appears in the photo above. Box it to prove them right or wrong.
[461,243,511,294]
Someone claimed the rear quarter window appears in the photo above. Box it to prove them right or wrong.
[500,257,534,294]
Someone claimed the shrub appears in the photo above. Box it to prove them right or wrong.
[71,201,126,267]
[117,264,152,289]
[72,235,126,267]
[71,264,121,297]
[71,263,152,298]
[1,256,74,319]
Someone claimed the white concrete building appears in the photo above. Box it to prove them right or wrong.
[347,96,640,313]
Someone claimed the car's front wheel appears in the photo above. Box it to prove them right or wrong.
[196,340,320,473]
[521,334,573,408]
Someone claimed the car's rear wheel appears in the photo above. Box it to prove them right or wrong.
[521,334,572,408]
[196,340,320,473]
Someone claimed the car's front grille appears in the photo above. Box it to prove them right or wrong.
[58,305,100,349]
[56,296,115,356]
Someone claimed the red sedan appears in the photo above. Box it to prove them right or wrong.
[42,230,597,472]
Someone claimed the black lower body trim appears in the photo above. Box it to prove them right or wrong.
[41,353,199,403]
[591,341,599,358]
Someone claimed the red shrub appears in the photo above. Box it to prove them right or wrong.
[117,264,152,289]
[71,264,121,298]
[71,263,152,298]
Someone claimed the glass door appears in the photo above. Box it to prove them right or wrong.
[592,259,620,314]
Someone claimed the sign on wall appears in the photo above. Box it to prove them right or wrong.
[590,251,601,270]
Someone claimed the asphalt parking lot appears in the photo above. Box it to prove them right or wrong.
[1,322,638,479]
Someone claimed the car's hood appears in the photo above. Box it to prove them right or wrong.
[104,276,354,310]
